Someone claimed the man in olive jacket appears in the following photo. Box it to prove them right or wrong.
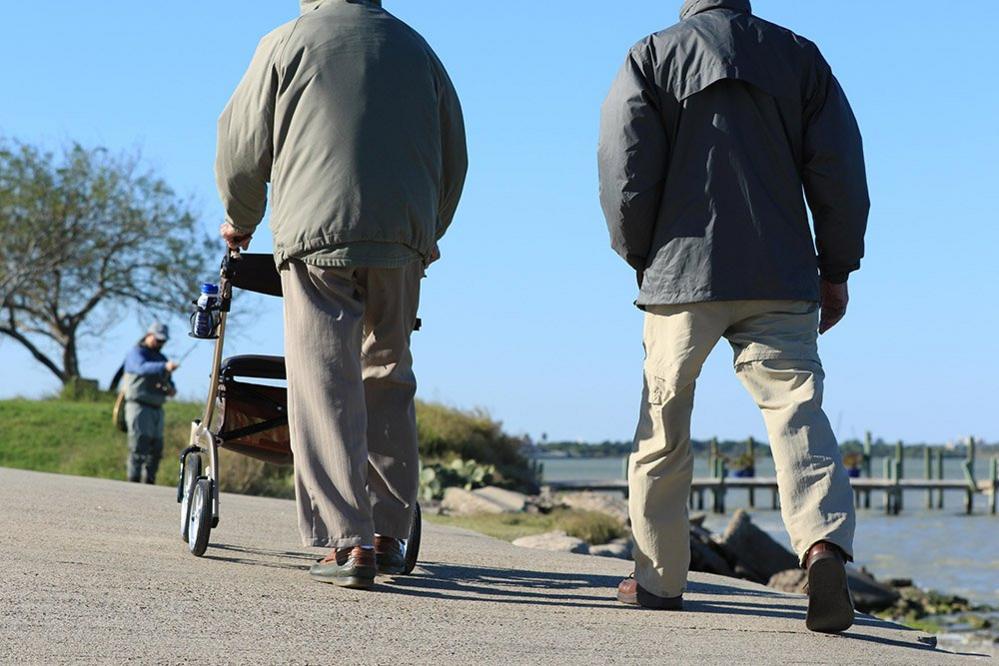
[216,0,466,590]
[598,0,869,632]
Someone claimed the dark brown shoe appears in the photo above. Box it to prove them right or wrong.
[617,575,683,610]
[309,546,376,589]
[374,536,405,575]
[804,542,854,633]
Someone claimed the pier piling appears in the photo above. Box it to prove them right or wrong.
[964,436,977,515]
[990,458,998,515]
[709,438,719,476]
[863,432,873,509]
[936,448,945,509]
[712,457,727,513]
[883,458,893,515]
[924,446,933,509]
[894,440,904,513]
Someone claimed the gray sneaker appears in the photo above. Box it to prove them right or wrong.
[310,546,376,589]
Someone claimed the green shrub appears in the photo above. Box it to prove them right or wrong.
[416,400,537,493]
[57,378,110,402]
[557,510,626,545]
[218,450,294,498]
[419,458,497,500]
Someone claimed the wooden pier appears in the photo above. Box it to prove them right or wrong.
[542,475,999,515]
[540,436,999,516]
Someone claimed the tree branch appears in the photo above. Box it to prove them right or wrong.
[0,323,65,383]
[68,287,108,327]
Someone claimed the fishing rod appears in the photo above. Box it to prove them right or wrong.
[173,341,199,365]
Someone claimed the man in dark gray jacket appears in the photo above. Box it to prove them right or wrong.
[217,0,467,590]
[599,0,868,632]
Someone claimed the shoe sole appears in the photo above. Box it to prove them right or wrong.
[377,564,406,576]
[806,557,854,633]
[310,573,375,589]
[617,584,682,610]
[637,586,683,610]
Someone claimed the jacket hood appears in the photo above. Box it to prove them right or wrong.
[679,0,751,20]
[300,0,381,14]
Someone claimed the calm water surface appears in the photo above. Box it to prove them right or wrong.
[540,456,999,607]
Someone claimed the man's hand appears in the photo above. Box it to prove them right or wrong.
[427,243,441,265]
[166,361,180,373]
[819,279,849,334]
[220,222,252,250]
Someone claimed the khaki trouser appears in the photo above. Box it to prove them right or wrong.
[280,259,422,549]
[629,300,855,598]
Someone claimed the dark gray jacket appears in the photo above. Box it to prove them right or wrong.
[598,0,869,306]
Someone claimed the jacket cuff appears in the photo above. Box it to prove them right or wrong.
[821,271,850,284]
[225,217,257,236]
[625,253,647,272]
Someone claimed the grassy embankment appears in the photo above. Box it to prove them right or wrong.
[0,395,536,497]
[0,397,208,488]
[0,395,621,543]
[426,510,625,544]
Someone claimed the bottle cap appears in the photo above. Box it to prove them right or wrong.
[200,283,219,294]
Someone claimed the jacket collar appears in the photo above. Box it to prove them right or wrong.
[679,0,751,20]
[300,0,381,15]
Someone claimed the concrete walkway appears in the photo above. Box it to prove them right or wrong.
[0,467,985,664]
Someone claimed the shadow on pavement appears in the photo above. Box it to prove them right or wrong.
[382,562,625,609]
[833,631,988,658]
[203,542,314,571]
[195,547,988,658]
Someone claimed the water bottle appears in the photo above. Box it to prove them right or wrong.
[192,283,219,338]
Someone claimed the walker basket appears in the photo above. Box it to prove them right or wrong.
[218,380,292,465]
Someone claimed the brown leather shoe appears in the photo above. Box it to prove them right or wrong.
[374,536,405,575]
[309,546,376,589]
[804,541,854,633]
[617,575,683,610]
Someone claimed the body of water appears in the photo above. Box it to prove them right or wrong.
[539,456,999,608]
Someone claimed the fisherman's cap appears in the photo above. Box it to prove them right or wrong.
[147,322,170,341]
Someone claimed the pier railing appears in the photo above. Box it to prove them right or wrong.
[540,435,999,516]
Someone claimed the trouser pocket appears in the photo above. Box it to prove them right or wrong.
[634,368,694,457]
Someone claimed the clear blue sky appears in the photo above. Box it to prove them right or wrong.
[1,1,996,445]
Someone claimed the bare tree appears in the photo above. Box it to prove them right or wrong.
[0,138,216,384]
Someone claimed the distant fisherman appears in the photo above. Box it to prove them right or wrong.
[122,322,179,483]
[599,0,869,632]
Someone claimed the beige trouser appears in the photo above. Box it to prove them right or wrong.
[280,259,422,549]
[629,300,855,598]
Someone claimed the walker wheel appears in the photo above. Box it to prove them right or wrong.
[188,478,213,557]
[402,503,422,575]
[179,453,202,542]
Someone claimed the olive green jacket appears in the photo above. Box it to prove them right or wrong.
[216,0,467,266]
